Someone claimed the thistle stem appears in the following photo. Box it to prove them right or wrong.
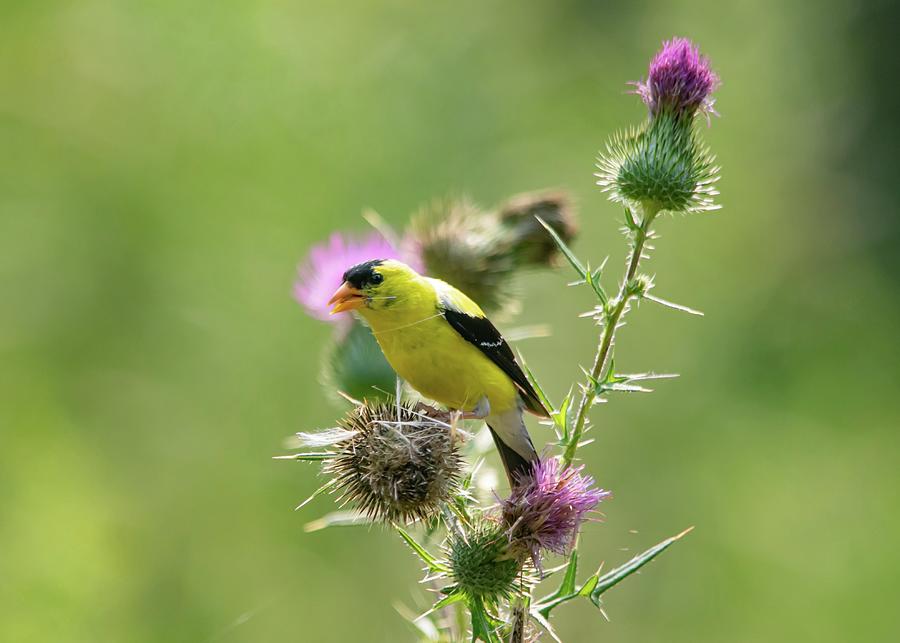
[562,206,659,467]
[508,601,526,643]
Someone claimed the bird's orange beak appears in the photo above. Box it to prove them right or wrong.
[328,282,366,314]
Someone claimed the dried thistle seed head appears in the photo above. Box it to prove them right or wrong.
[404,197,519,314]
[447,523,525,602]
[501,458,609,568]
[497,191,578,267]
[325,399,463,523]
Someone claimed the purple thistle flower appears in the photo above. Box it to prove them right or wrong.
[501,457,610,567]
[294,232,403,322]
[634,37,720,120]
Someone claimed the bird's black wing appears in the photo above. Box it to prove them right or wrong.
[441,307,549,418]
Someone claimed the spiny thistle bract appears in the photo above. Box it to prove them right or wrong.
[322,399,463,523]
[501,458,609,567]
[597,38,720,215]
[445,522,528,603]
[406,197,519,313]
[405,192,578,313]
[597,111,720,214]
[496,191,577,267]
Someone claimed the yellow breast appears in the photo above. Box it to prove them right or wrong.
[370,313,519,413]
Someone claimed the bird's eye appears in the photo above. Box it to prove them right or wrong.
[370,273,384,285]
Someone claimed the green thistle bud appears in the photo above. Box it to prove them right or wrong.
[497,191,578,267]
[447,523,524,602]
[320,399,463,523]
[596,110,719,214]
[322,319,397,403]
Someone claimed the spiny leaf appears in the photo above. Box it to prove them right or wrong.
[518,352,555,419]
[532,550,579,618]
[589,366,679,396]
[529,610,562,643]
[590,527,694,606]
[598,381,653,394]
[584,261,609,305]
[536,215,586,278]
[578,573,599,597]
[295,478,338,511]
[446,494,474,531]
[395,602,441,642]
[532,528,694,619]
[551,388,573,440]
[558,548,579,597]
[624,206,639,230]
[304,510,372,532]
[394,525,448,574]
[616,371,679,382]
[469,597,501,643]
[460,459,481,491]
[416,591,466,622]
[273,452,335,462]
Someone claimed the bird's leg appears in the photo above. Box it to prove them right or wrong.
[454,396,491,421]
[449,397,490,444]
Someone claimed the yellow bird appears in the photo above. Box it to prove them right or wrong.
[328,259,548,484]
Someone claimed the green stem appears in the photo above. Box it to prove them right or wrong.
[562,206,659,467]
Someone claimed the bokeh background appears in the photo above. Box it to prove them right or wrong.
[2,1,899,641]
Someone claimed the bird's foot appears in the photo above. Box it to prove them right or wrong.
[454,397,491,422]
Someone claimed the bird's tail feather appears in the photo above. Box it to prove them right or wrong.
[488,427,535,485]
[487,411,539,486]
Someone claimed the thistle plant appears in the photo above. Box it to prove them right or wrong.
[282,37,722,641]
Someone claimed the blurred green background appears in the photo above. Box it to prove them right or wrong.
[2,1,898,641]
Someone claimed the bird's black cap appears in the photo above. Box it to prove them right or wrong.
[342,259,385,289]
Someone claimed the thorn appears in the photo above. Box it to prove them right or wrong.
[336,390,363,405]
[645,294,704,316]
[674,526,695,540]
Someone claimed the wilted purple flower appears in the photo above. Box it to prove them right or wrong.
[501,457,609,567]
[294,232,403,322]
[634,38,719,120]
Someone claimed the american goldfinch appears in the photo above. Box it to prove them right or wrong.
[328,259,547,484]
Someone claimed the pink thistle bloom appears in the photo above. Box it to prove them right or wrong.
[293,232,402,322]
[501,457,610,568]
[634,37,720,120]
